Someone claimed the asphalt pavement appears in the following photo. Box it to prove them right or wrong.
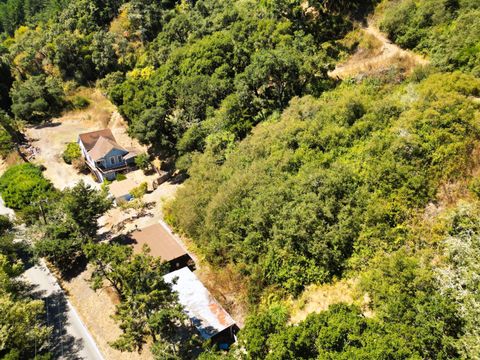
[22,260,104,360]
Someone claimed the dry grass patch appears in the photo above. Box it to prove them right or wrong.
[340,27,383,61]
[69,87,116,127]
[195,261,249,327]
[0,151,23,175]
[288,278,358,324]
[330,23,429,80]
[62,266,152,360]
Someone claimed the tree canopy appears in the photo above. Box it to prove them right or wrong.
[1,0,480,358]
[0,163,53,210]
[168,72,480,298]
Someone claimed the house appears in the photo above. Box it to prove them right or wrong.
[108,178,138,203]
[78,129,137,182]
[130,222,194,271]
[163,267,238,346]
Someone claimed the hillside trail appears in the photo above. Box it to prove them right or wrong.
[329,20,429,79]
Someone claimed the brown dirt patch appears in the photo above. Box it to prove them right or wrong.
[0,151,23,176]
[63,266,152,360]
[330,22,429,80]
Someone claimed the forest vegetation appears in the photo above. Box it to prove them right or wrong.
[0,0,479,358]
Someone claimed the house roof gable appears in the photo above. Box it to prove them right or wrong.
[78,129,117,151]
[87,136,127,161]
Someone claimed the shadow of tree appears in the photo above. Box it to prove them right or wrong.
[109,210,154,234]
[45,291,85,359]
[59,255,88,281]
[30,288,85,359]
[32,121,62,129]
[168,172,187,185]
[110,233,135,246]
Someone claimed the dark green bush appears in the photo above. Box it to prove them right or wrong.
[62,142,82,164]
[169,72,480,296]
[134,153,150,171]
[10,75,65,123]
[70,96,90,110]
[115,173,126,181]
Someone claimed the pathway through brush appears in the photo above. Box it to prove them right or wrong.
[329,21,429,79]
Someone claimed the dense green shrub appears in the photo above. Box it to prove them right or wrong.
[169,72,480,297]
[134,153,150,171]
[236,250,462,359]
[437,203,480,358]
[62,142,81,164]
[0,163,53,210]
[130,182,147,199]
[70,95,90,109]
[0,0,68,34]
[110,0,357,154]
[115,173,126,181]
[380,0,480,74]
[0,126,13,158]
[0,215,12,234]
[10,74,65,123]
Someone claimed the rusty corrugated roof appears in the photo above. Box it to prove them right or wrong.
[163,267,236,339]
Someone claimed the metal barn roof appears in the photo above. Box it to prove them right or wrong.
[163,267,236,339]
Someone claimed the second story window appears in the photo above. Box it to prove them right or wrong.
[110,156,115,165]
[117,155,122,163]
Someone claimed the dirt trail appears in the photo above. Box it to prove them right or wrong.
[329,22,429,79]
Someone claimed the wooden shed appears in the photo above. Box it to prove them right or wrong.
[130,222,193,271]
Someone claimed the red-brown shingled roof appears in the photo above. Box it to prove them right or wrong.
[130,223,187,262]
[78,129,118,151]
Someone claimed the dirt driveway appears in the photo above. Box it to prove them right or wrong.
[26,119,100,190]
[99,175,180,237]
[25,89,146,190]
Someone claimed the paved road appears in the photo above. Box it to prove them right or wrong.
[22,260,104,360]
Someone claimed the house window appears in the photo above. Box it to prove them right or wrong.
[110,156,116,165]
[117,155,122,163]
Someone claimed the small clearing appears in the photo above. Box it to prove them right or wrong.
[99,177,180,236]
[330,22,429,80]
[25,88,146,190]
[288,279,358,324]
